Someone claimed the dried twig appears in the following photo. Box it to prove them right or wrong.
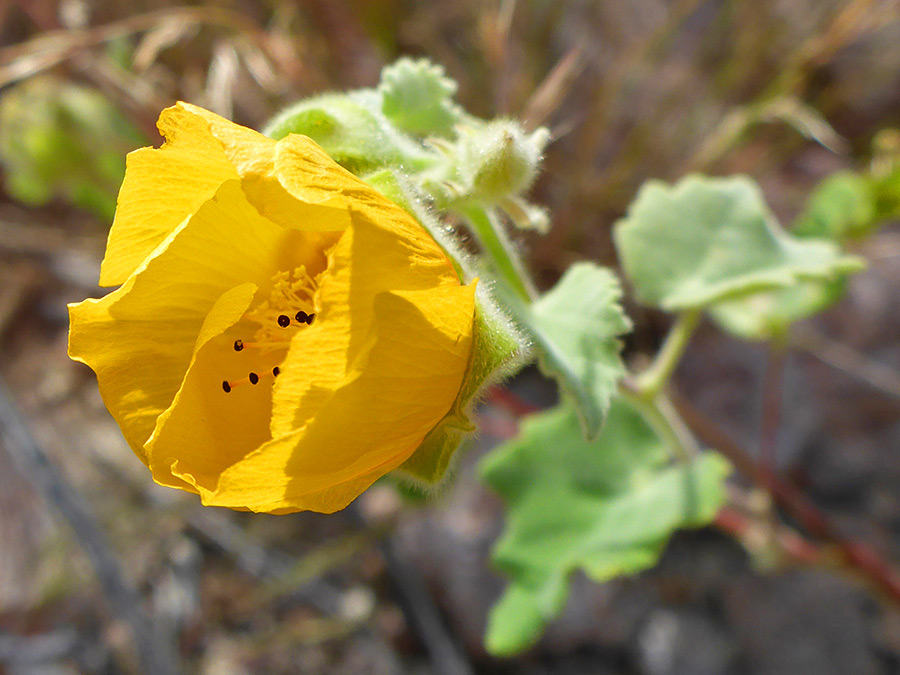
[0,375,180,675]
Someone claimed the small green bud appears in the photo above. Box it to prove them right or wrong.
[458,120,549,202]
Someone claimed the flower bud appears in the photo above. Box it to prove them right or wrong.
[458,120,549,203]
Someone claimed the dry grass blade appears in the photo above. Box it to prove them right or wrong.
[0,6,266,88]
[0,376,180,674]
[521,46,585,131]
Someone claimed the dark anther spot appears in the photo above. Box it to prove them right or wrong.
[306,313,316,325]
[277,314,291,328]
[249,372,259,385]
[272,366,281,377]
[233,339,244,352]
[222,380,232,393]
[295,310,308,323]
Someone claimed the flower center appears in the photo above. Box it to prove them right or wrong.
[221,267,319,393]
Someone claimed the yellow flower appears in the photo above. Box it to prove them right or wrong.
[68,102,476,514]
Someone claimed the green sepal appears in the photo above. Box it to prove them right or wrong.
[361,170,525,487]
[613,174,864,311]
[480,398,732,655]
[263,90,437,174]
[455,120,550,204]
[378,57,464,138]
[398,289,523,485]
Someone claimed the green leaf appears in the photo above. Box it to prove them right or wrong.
[480,399,731,655]
[613,174,863,311]
[378,57,463,138]
[708,277,847,342]
[874,167,900,221]
[791,171,877,241]
[507,263,631,439]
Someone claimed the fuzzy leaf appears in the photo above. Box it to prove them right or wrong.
[708,277,847,341]
[613,174,863,311]
[514,263,631,438]
[480,399,731,655]
[379,57,462,137]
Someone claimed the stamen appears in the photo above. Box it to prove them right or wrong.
[221,368,278,392]
[230,340,293,351]
[222,267,319,392]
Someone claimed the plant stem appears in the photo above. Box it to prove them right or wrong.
[634,309,702,399]
[460,203,535,302]
[672,390,900,604]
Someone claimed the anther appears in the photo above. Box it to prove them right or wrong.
[295,310,308,324]
[248,372,259,385]
[222,380,232,393]
[272,366,281,377]
[277,314,291,328]
[306,313,316,325]
[233,339,244,352]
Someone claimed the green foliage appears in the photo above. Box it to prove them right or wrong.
[511,263,631,438]
[708,278,847,342]
[264,59,549,231]
[0,77,145,219]
[613,174,862,311]
[792,171,877,241]
[480,400,731,655]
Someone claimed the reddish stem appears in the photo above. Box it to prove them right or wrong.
[672,392,900,603]
[715,506,821,564]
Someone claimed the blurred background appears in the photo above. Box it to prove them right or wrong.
[1,0,900,673]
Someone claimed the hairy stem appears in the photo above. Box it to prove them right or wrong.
[460,203,536,302]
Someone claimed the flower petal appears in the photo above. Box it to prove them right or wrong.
[145,283,273,493]
[270,202,463,437]
[70,179,311,461]
[195,282,476,513]
[99,104,252,286]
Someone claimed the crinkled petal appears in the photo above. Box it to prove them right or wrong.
[99,105,253,285]
[146,283,272,493]
[70,179,309,461]
[192,282,476,513]
[270,203,463,436]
